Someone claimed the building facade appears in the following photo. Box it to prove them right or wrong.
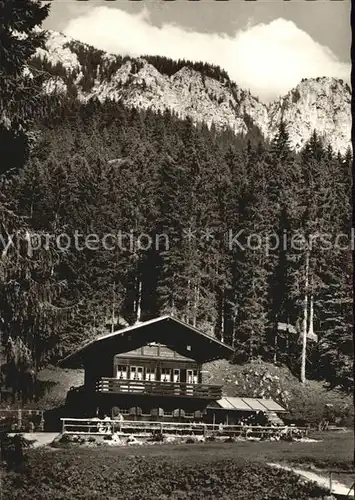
[60,316,234,421]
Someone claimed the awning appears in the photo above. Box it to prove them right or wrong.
[221,397,252,411]
[208,397,286,413]
[240,398,271,411]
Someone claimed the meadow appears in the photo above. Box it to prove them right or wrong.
[2,431,353,500]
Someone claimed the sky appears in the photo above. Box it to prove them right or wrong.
[43,0,351,102]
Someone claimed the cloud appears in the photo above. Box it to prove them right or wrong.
[63,7,350,102]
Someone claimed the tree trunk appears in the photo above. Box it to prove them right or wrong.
[249,335,253,359]
[136,279,142,323]
[111,283,115,334]
[187,278,191,324]
[301,251,309,384]
[220,292,225,343]
[192,285,199,328]
[308,284,314,338]
[273,329,278,364]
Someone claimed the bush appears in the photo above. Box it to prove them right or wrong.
[149,431,164,442]
[58,434,72,443]
[1,433,33,471]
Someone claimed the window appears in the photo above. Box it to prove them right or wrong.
[129,366,143,381]
[145,367,156,381]
[161,368,171,382]
[116,366,128,380]
[187,369,198,384]
[173,369,180,383]
[130,367,136,380]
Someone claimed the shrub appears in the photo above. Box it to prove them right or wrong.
[149,431,164,442]
[1,433,33,471]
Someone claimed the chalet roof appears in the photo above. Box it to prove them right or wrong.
[208,397,286,413]
[59,315,234,368]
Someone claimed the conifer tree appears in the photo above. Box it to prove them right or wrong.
[0,0,49,176]
[0,1,63,396]
[231,145,270,360]
[266,122,302,362]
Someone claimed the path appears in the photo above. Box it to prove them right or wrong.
[268,462,354,498]
[8,433,59,448]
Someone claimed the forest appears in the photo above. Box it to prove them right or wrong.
[0,1,353,399]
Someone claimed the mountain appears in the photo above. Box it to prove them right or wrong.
[268,78,351,154]
[31,30,351,153]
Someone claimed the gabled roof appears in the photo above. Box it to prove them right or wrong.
[59,315,234,368]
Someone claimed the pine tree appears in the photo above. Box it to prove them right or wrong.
[266,122,302,363]
[0,0,49,176]
[316,249,353,392]
[0,1,62,397]
[231,145,270,360]
[155,152,188,317]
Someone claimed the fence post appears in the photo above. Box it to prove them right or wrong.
[17,408,22,429]
[62,419,65,434]
[39,411,44,431]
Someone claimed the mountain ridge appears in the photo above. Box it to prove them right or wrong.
[31,30,351,154]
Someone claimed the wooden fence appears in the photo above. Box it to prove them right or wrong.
[60,418,309,438]
[0,409,45,432]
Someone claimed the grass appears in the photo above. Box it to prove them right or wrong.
[2,431,353,499]
[52,430,354,470]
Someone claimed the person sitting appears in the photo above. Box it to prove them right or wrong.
[112,412,124,432]
[96,414,109,433]
[103,414,112,433]
[97,421,105,433]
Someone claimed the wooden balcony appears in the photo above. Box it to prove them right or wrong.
[95,378,222,399]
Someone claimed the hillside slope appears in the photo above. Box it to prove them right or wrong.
[203,360,353,426]
[31,30,352,154]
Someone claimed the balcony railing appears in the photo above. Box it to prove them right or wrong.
[95,378,222,399]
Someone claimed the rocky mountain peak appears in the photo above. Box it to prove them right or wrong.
[33,30,351,154]
[267,77,351,152]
